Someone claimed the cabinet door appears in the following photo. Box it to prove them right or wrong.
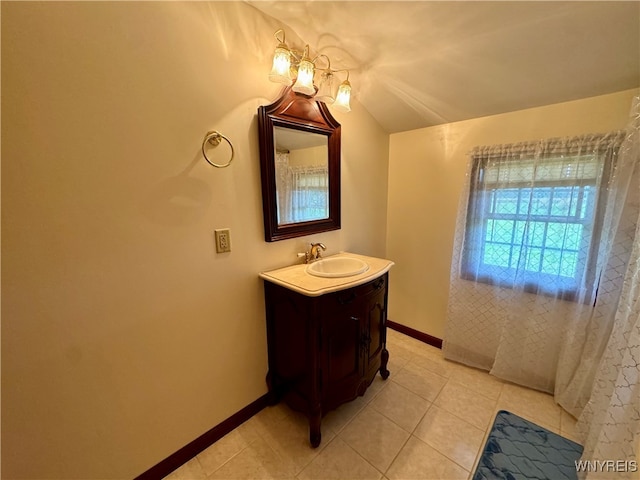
[322,292,364,406]
[363,277,387,372]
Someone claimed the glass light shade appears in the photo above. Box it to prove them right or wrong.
[315,71,335,104]
[292,59,316,96]
[269,46,292,84]
[332,80,351,113]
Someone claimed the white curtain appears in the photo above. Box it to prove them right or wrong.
[443,96,639,470]
[274,151,328,225]
[576,98,640,479]
[444,132,626,391]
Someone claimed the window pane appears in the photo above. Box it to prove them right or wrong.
[493,219,514,243]
[550,187,578,217]
[483,243,511,267]
[560,252,578,278]
[531,188,551,215]
[485,219,495,242]
[494,189,519,214]
[510,246,522,268]
[514,220,527,243]
[546,223,567,249]
[525,247,542,272]
[542,249,562,275]
[565,224,582,249]
[527,221,546,247]
[580,186,593,220]
[518,189,532,215]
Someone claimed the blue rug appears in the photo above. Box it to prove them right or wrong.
[473,410,583,480]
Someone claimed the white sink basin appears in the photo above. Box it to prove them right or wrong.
[306,257,370,278]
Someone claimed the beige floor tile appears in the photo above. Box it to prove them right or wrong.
[386,436,469,480]
[395,335,440,357]
[366,374,392,400]
[247,403,295,436]
[387,355,411,373]
[386,342,414,369]
[339,406,411,472]
[297,437,383,480]
[322,375,389,434]
[392,362,447,402]
[208,436,296,480]
[413,405,485,471]
[197,422,260,475]
[167,331,587,480]
[434,381,497,431]
[497,383,562,430]
[446,363,505,400]
[560,409,582,444]
[469,423,492,476]
[253,408,335,474]
[323,394,369,434]
[406,341,462,376]
[163,457,206,480]
[410,350,457,379]
[370,381,430,433]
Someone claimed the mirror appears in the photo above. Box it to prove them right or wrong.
[258,87,341,242]
[273,127,328,225]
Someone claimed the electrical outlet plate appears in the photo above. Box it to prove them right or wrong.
[215,229,231,253]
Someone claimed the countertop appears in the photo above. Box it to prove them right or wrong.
[259,252,394,297]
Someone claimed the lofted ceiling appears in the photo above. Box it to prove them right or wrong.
[250,1,640,133]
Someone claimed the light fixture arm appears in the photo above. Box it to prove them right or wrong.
[274,29,286,45]
[314,54,331,71]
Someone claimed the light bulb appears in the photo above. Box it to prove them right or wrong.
[332,80,351,113]
[315,71,335,104]
[269,45,292,84]
[292,58,316,96]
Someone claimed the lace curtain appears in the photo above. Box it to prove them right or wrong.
[274,151,328,225]
[444,131,627,391]
[576,97,640,479]
[443,96,639,473]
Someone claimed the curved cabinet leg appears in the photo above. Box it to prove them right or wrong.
[379,348,390,380]
[309,407,322,448]
[265,371,280,405]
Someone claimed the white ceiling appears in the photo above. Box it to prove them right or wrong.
[250,1,640,133]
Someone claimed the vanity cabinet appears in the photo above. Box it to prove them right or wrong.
[263,272,390,447]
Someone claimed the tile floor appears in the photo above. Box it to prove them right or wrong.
[165,329,580,480]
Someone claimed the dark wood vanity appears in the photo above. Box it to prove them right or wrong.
[262,267,390,447]
[258,90,392,447]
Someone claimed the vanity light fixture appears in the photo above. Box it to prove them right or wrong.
[268,29,352,112]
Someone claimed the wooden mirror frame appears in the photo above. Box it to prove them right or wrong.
[258,87,341,242]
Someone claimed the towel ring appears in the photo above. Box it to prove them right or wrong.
[202,130,234,168]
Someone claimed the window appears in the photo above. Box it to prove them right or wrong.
[289,166,329,222]
[461,135,622,300]
[274,152,329,225]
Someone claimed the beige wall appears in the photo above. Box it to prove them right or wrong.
[289,145,327,167]
[386,88,639,340]
[1,3,388,479]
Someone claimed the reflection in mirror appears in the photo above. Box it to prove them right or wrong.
[274,127,329,225]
